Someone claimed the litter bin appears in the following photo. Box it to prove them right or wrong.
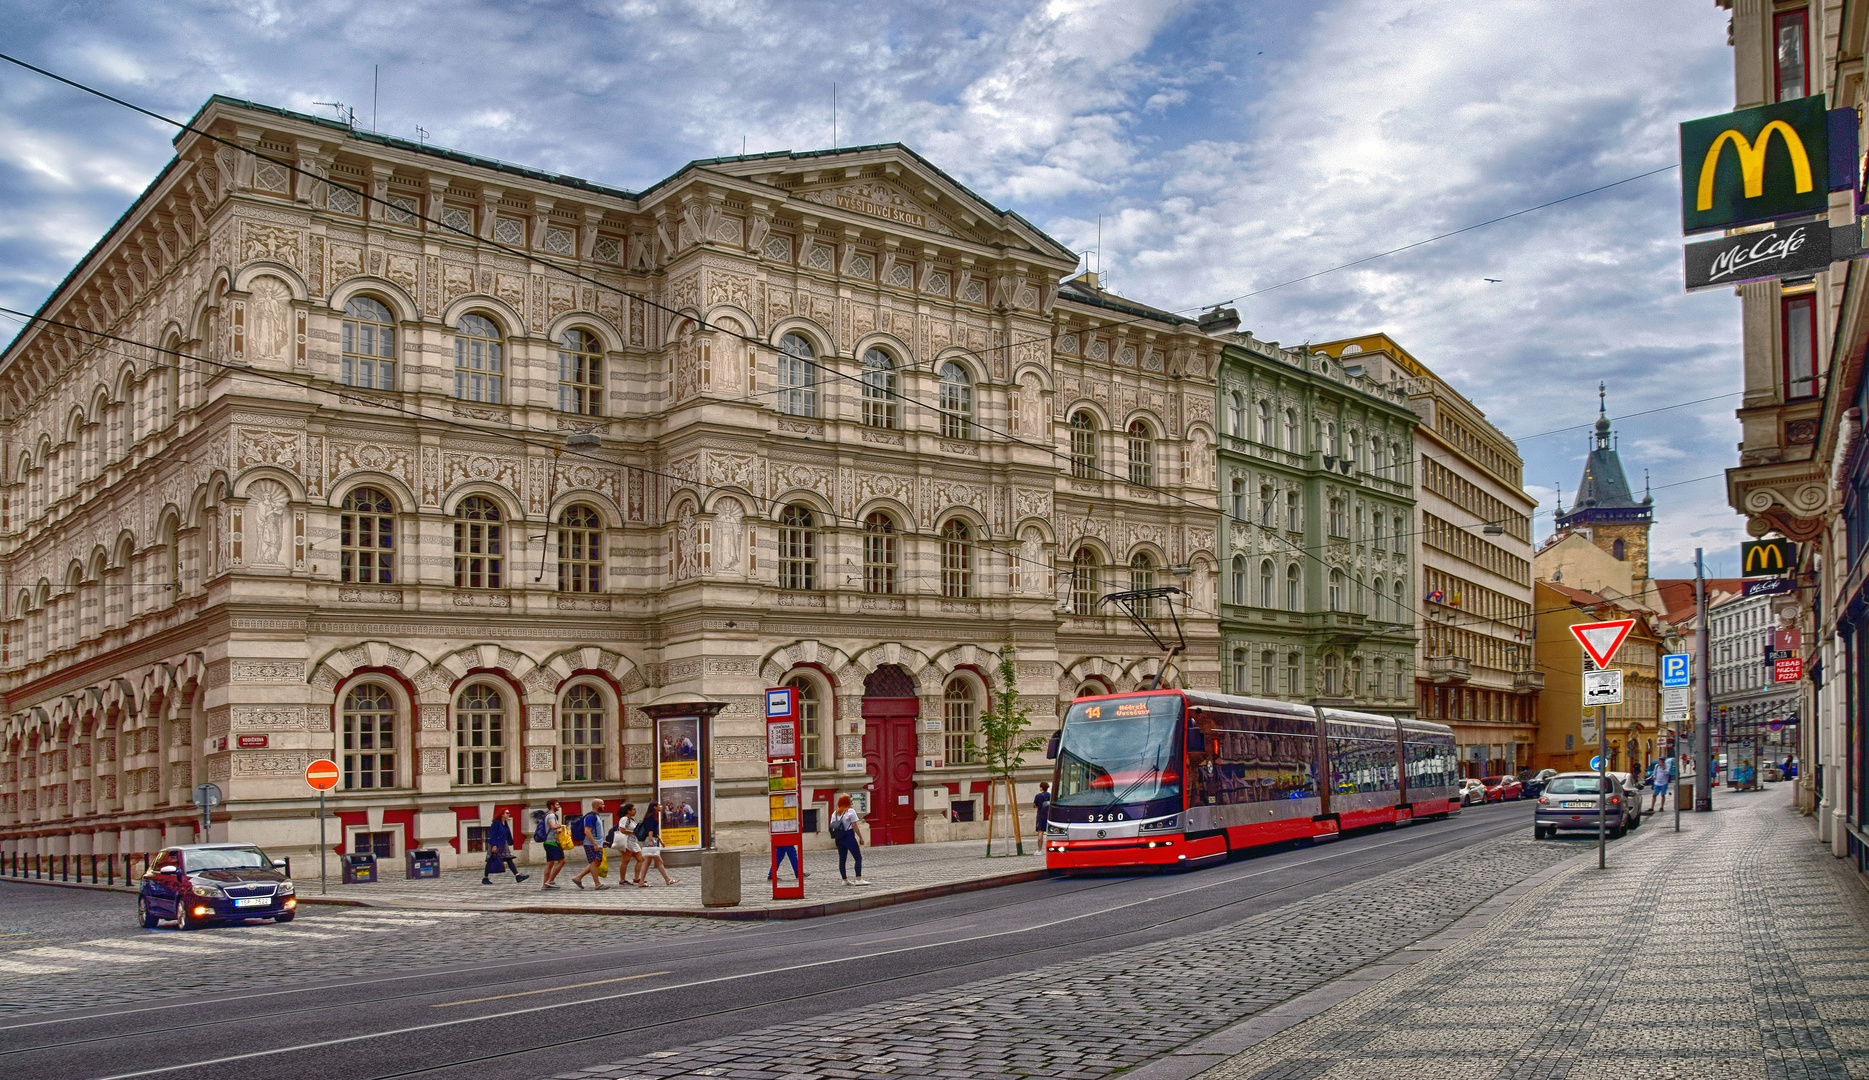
[341,853,377,884]
[405,849,441,880]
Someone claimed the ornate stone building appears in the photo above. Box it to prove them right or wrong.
[1214,331,1418,715]
[0,97,1221,867]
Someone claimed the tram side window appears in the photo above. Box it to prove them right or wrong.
[1329,725,1400,795]
[1188,711,1317,806]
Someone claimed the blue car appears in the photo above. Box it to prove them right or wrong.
[138,843,297,930]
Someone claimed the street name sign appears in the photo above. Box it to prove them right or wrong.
[1661,653,1691,688]
[305,759,340,791]
[1583,668,1624,708]
[1570,619,1637,668]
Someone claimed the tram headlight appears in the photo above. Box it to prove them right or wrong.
[1140,816,1178,831]
[1046,824,1067,835]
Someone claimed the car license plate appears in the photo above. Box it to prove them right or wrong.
[234,897,269,908]
[1561,801,1591,808]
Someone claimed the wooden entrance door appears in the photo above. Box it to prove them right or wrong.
[861,666,920,846]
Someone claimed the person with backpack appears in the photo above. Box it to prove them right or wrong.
[631,802,676,887]
[571,802,607,890]
[1033,781,1052,834]
[481,811,528,885]
[609,802,644,886]
[829,794,868,886]
[537,801,567,890]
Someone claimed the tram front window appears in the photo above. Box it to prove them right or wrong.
[1055,695,1184,807]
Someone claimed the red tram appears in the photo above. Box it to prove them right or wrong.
[1044,689,1461,871]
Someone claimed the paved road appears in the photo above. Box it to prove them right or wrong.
[0,799,1598,1080]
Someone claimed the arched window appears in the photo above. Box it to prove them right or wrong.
[557,328,604,415]
[1283,409,1298,450]
[557,505,603,593]
[1329,498,1346,537]
[1329,569,1345,611]
[777,505,817,590]
[1347,430,1360,469]
[1231,648,1247,692]
[1259,650,1275,694]
[861,348,897,428]
[559,685,604,782]
[454,682,506,785]
[453,496,503,589]
[1228,392,1245,437]
[1130,553,1156,618]
[943,678,978,764]
[1287,492,1302,532]
[1126,421,1154,486]
[939,362,973,439]
[1231,555,1246,605]
[1071,547,1099,615]
[1612,538,1626,560]
[941,519,974,598]
[1325,421,1339,456]
[787,675,823,769]
[340,486,395,584]
[341,683,397,790]
[453,313,503,403]
[1257,399,1272,442]
[1287,564,1302,610]
[1374,441,1389,473]
[777,333,817,417]
[1261,559,1276,608]
[1229,477,1245,520]
[1394,514,1407,554]
[863,512,897,594]
[1069,411,1097,479]
[1394,580,1405,616]
[341,296,396,390]
[1373,514,1385,547]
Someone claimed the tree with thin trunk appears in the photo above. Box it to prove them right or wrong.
[980,644,1047,856]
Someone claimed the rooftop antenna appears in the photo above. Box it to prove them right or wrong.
[372,65,379,133]
[314,101,354,128]
[416,125,429,147]
[1644,469,1651,500]
[1096,214,1103,286]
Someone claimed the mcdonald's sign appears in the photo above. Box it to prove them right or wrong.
[1741,537,1797,578]
[1681,97,1832,234]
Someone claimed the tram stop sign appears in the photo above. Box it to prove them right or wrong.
[304,758,341,791]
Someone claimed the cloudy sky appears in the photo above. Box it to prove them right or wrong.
[0,0,1742,577]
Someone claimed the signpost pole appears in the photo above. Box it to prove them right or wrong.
[1695,548,1713,812]
[1597,708,1608,869]
[201,798,210,843]
[1672,722,1682,832]
[318,789,327,896]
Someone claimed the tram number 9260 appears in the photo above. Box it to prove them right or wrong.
[1082,812,1128,822]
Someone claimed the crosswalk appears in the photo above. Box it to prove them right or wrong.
[0,909,485,976]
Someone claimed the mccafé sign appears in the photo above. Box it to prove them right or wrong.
[1681,97,1849,233]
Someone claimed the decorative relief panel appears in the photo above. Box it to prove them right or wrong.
[441,451,519,494]
[420,748,447,775]
[232,707,309,731]
[420,704,448,731]
[526,746,554,770]
[714,736,765,762]
[242,222,301,268]
[237,428,301,471]
[233,752,311,776]
[332,441,415,487]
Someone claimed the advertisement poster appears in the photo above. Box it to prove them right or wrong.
[656,716,703,850]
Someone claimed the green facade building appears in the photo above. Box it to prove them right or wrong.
[1214,330,1418,713]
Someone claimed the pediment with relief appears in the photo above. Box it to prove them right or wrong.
[795,181,975,242]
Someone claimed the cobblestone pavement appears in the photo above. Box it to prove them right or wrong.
[0,881,743,1016]
[551,817,1594,1079]
[1198,792,1869,1080]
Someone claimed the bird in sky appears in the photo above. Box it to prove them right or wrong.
[1483,278,1502,283]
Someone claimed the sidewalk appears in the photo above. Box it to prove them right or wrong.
[293,836,1045,918]
[1188,788,1869,1080]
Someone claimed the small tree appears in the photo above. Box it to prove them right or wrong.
[978,644,1048,856]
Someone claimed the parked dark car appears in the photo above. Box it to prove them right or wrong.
[1519,768,1558,799]
[138,843,296,930]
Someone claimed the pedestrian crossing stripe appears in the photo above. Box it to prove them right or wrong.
[14,946,163,963]
[0,958,73,974]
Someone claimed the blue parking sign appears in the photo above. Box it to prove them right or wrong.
[1661,653,1691,688]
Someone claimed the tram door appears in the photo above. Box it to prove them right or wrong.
[861,665,920,846]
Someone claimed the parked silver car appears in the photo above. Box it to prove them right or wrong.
[1533,772,1639,839]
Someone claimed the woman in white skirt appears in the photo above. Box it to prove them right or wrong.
[633,802,678,887]
[610,802,644,887]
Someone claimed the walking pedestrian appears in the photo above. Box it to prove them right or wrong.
[572,802,607,890]
[1033,781,1051,834]
[830,794,867,886]
[610,803,644,886]
[481,811,529,885]
[1648,757,1670,813]
[632,802,677,887]
[540,800,567,890]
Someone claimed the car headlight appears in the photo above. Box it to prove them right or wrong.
[190,881,226,898]
[276,881,295,897]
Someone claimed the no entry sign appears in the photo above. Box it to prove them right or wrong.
[304,758,341,791]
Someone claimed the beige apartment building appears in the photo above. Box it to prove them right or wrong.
[0,96,1222,869]
[1313,335,1539,774]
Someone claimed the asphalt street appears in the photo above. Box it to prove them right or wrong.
[0,799,1594,1080]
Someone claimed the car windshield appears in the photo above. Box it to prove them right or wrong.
[1545,776,1605,795]
[185,847,275,871]
[1054,694,1183,807]
[1483,776,1506,785]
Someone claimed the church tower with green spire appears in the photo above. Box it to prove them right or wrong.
[1554,383,1654,586]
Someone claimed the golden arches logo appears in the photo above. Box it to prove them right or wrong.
[1696,121,1814,211]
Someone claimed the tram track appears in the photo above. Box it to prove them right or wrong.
[8,804,1539,1080]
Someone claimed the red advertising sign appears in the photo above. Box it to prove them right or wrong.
[1775,657,1804,683]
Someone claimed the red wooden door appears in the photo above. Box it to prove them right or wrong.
[861,698,919,845]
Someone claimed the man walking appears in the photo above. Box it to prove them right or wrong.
[1033,781,1052,834]
[481,811,528,885]
[1648,756,1670,813]
[572,802,608,890]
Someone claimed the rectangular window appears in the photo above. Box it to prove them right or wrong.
[800,692,822,771]
[950,799,976,822]
[465,826,489,853]
[352,831,393,859]
[1775,8,1809,102]
[341,713,396,790]
[1784,292,1818,399]
[944,692,978,764]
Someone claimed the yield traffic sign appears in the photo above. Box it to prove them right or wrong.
[305,758,341,791]
[1570,619,1637,668]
